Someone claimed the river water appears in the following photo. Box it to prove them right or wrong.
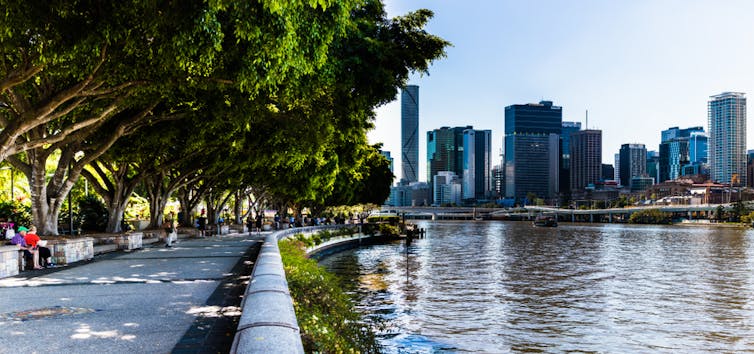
[318,221,754,353]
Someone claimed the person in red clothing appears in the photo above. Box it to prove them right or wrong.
[24,226,54,268]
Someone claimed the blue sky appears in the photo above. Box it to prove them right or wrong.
[368,0,754,183]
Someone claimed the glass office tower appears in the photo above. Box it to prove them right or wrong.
[401,85,419,182]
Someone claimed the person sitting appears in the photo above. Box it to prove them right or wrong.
[11,226,42,270]
[25,226,54,268]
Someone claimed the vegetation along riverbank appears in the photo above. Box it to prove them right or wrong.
[279,239,381,353]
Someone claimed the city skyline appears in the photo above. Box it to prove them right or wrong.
[368,0,754,183]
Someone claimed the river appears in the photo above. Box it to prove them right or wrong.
[318,221,754,353]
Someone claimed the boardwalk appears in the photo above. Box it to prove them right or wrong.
[0,233,262,354]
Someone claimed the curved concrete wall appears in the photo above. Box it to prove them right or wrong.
[231,225,354,353]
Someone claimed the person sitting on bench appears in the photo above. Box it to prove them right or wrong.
[25,226,54,268]
[11,226,41,270]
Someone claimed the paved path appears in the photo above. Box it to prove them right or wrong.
[0,233,265,353]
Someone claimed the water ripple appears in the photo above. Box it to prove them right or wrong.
[319,221,754,352]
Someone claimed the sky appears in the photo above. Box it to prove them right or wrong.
[367,0,754,183]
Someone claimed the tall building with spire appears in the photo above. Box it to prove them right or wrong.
[708,92,746,185]
[401,85,419,182]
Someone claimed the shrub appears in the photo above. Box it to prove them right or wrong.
[629,208,672,224]
[377,223,400,237]
[78,195,109,232]
[279,240,380,353]
[0,200,31,228]
[366,215,400,224]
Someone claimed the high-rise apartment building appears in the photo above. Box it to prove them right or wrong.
[401,85,419,182]
[570,130,602,191]
[708,92,746,185]
[619,143,647,188]
[504,100,562,200]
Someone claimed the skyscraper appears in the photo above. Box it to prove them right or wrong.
[619,143,647,188]
[570,130,602,191]
[463,128,492,200]
[401,85,419,182]
[427,126,467,185]
[504,100,562,200]
[560,121,582,194]
[708,92,746,185]
[427,126,491,203]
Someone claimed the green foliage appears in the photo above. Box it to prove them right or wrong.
[741,211,754,225]
[366,215,400,224]
[0,200,31,227]
[715,205,725,221]
[78,195,108,232]
[279,240,380,353]
[629,209,672,224]
[377,223,400,237]
[731,201,748,222]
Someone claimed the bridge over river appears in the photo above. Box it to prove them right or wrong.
[386,204,732,223]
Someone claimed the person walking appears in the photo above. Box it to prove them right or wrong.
[164,212,177,248]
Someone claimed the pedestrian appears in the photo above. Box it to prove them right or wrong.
[255,213,262,233]
[11,226,41,270]
[164,212,177,248]
[246,216,254,235]
[197,214,207,238]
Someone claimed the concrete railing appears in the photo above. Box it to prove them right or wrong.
[231,225,358,353]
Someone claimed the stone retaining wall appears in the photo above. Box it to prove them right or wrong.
[0,246,20,278]
[50,237,94,265]
[231,225,358,354]
[115,232,143,251]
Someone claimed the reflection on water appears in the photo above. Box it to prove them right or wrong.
[318,221,754,353]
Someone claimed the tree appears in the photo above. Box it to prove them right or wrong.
[2,0,365,234]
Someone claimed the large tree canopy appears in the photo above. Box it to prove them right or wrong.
[1,0,449,234]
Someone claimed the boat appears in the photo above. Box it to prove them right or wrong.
[533,214,558,227]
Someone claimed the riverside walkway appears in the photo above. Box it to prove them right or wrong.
[0,232,264,353]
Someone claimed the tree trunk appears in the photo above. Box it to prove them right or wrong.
[24,151,69,236]
[234,190,243,225]
[106,203,128,233]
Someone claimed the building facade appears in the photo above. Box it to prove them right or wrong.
[659,126,703,183]
[601,164,614,181]
[463,128,492,200]
[401,85,419,182]
[708,92,747,185]
[433,171,462,206]
[570,129,602,191]
[619,143,647,188]
[560,121,582,194]
[504,100,562,201]
[380,150,394,177]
